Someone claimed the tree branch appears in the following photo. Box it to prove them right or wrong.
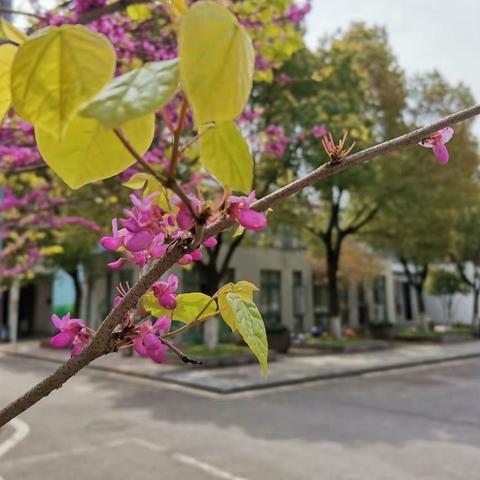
[76,0,150,24]
[1,102,480,426]
[341,204,380,236]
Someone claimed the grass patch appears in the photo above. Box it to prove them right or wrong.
[305,336,379,347]
[180,344,251,358]
[396,326,473,338]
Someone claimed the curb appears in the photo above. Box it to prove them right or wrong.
[3,348,480,395]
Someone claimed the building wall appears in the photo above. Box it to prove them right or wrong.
[224,246,315,331]
[85,245,315,332]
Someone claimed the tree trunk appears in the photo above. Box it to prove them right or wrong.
[69,267,82,319]
[414,283,425,315]
[326,244,342,339]
[473,287,479,332]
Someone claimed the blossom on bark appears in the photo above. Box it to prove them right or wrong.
[227,191,267,232]
[418,127,454,165]
[152,274,179,310]
[133,317,172,363]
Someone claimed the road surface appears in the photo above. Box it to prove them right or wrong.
[1,353,480,479]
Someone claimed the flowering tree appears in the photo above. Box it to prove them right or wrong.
[0,0,307,288]
[0,0,479,428]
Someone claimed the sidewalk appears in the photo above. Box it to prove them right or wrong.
[2,339,480,394]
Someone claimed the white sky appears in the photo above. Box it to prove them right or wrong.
[305,0,480,134]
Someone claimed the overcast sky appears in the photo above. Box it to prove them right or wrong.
[305,0,480,133]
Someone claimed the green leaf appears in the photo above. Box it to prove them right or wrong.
[36,114,154,189]
[217,281,258,332]
[144,292,217,323]
[200,121,253,193]
[11,25,115,140]
[226,292,268,375]
[0,43,16,121]
[81,59,180,128]
[179,1,254,126]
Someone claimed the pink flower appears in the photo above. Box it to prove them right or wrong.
[174,194,201,231]
[227,191,267,232]
[285,3,311,23]
[311,124,327,139]
[50,313,85,349]
[203,237,218,248]
[71,327,93,357]
[418,127,454,165]
[100,218,129,251]
[133,317,171,363]
[152,274,179,310]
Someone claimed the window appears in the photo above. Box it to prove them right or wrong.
[373,276,386,306]
[292,271,305,332]
[260,270,282,325]
[373,276,387,321]
[313,283,329,328]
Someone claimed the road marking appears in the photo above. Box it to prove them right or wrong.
[0,437,249,480]
[0,419,30,458]
[173,452,249,480]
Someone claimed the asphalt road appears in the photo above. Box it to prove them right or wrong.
[1,353,480,480]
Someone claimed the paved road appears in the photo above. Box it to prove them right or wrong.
[1,353,480,479]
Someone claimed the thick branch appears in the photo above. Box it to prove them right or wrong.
[76,0,149,24]
[341,204,380,236]
[1,102,479,426]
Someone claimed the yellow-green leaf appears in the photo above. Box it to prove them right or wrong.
[36,114,154,189]
[0,18,27,44]
[126,4,152,21]
[0,43,16,121]
[123,172,151,189]
[123,172,173,211]
[218,281,258,332]
[179,1,254,125]
[226,292,268,375]
[200,121,253,193]
[169,0,187,15]
[11,25,115,140]
[81,59,179,128]
[144,292,217,323]
[144,175,173,212]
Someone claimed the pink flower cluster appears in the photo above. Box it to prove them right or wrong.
[50,314,95,357]
[264,125,291,157]
[227,191,267,232]
[133,316,171,363]
[100,193,218,270]
[284,2,312,23]
[50,311,173,364]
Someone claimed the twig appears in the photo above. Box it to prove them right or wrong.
[179,124,213,154]
[159,338,202,365]
[164,311,220,338]
[113,127,201,227]
[76,0,151,24]
[168,97,189,179]
[0,7,47,20]
[1,103,479,426]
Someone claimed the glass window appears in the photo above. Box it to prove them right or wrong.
[292,271,305,331]
[373,276,386,306]
[313,283,328,328]
[260,270,282,325]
